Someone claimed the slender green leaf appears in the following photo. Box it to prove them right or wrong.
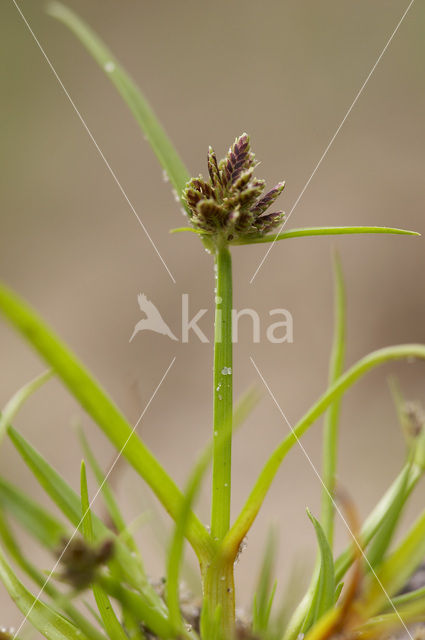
[268,562,306,640]
[224,344,425,560]
[0,544,88,640]
[166,439,216,633]
[0,370,53,445]
[99,573,175,639]
[9,425,92,530]
[0,477,66,547]
[387,587,425,609]
[0,511,107,640]
[47,2,190,200]
[80,462,94,543]
[252,529,278,635]
[279,373,425,640]
[366,462,410,569]
[121,609,145,640]
[302,511,335,632]
[334,455,425,583]
[83,601,104,628]
[79,430,126,534]
[265,581,278,635]
[8,426,172,630]
[390,585,425,609]
[170,227,210,235]
[321,253,345,548]
[172,225,420,244]
[389,377,425,469]
[0,509,54,589]
[283,446,425,640]
[302,607,341,640]
[7,425,155,594]
[355,604,425,639]
[0,282,213,561]
[286,257,345,640]
[363,507,425,615]
[80,461,128,640]
[334,582,344,602]
[78,427,142,561]
[232,226,420,245]
[281,564,320,640]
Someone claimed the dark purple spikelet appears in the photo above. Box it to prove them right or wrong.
[223,133,254,186]
[250,181,286,215]
[182,133,285,243]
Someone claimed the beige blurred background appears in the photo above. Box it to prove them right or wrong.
[1,0,425,627]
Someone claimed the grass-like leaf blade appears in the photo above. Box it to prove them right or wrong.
[286,256,345,640]
[355,603,425,639]
[0,370,53,445]
[47,2,190,200]
[80,461,128,640]
[302,511,335,632]
[8,426,173,632]
[390,585,425,609]
[334,455,425,583]
[224,344,425,560]
[78,428,142,561]
[0,511,107,640]
[0,282,212,561]
[321,253,345,547]
[232,226,420,245]
[363,507,425,615]
[99,573,175,639]
[0,544,89,640]
[7,425,151,590]
[365,462,410,569]
[166,446,209,634]
[252,529,278,635]
[0,477,66,548]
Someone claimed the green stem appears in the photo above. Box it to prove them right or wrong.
[205,243,234,636]
[211,245,233,541]
[202,557,235,638]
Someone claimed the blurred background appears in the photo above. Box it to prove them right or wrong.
[1,0,425,626]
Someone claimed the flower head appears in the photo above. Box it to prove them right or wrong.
[182,134,285,244]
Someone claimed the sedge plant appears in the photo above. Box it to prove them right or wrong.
[1,4,425,640]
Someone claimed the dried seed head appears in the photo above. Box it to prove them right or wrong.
[57,536,114,590]
[402,401,425,440]
[182,134,285,244]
